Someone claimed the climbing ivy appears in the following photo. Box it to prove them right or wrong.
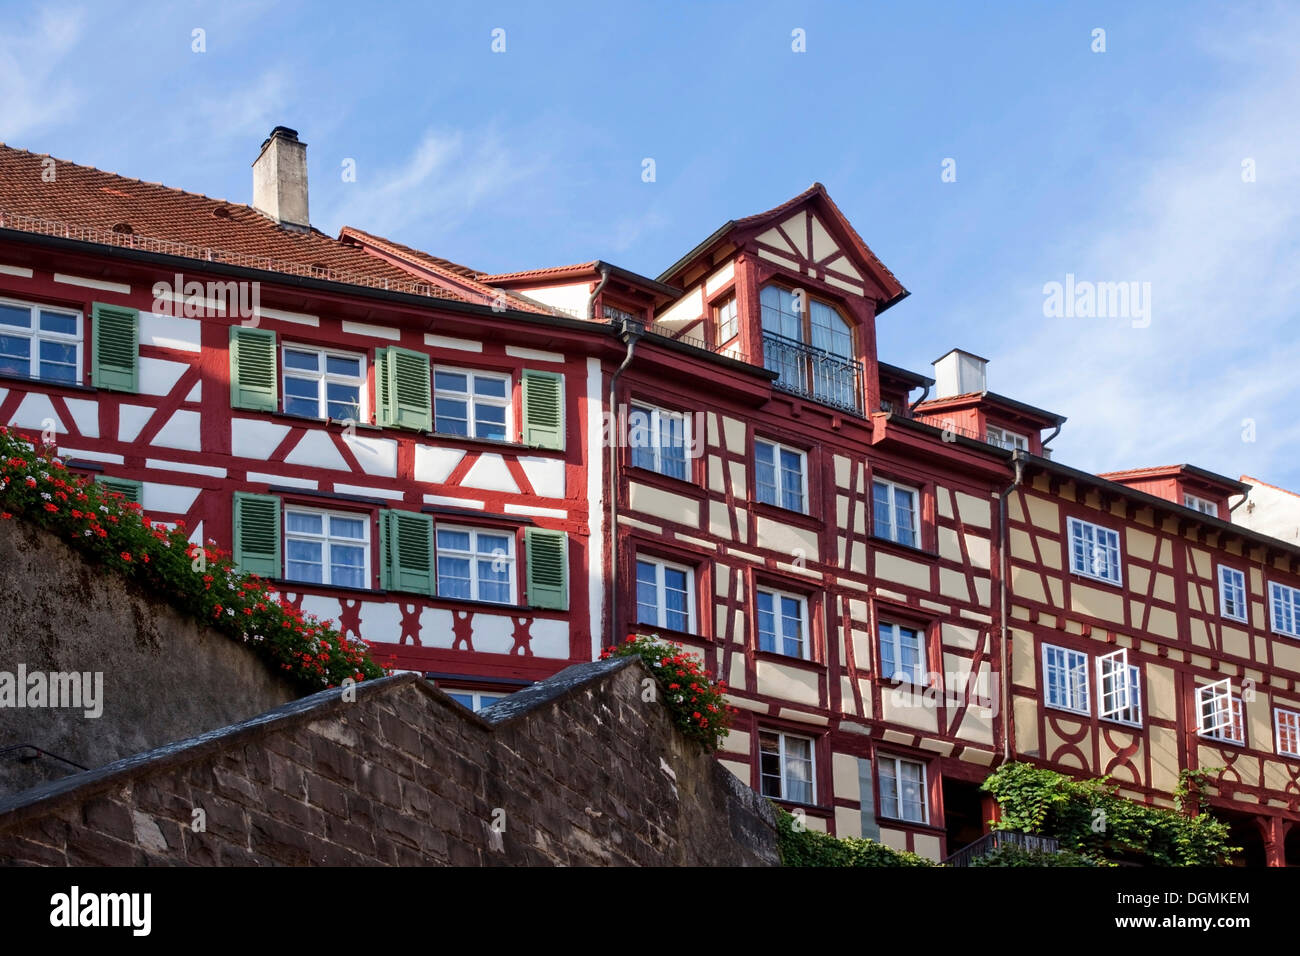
[979,762,1239,866]
[773,807,934,867]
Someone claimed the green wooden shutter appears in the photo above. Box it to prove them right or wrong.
[91,303,139,392]
[383,509,434,594]
[380,347,431,431]
[94,476,142,504]
[525,528,567,610]
[232,492,281,577]
[374,348,391,427]
[521,369,563,450]
[378,510,391,590]
[229,326,278,411]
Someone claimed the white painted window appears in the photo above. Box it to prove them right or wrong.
[872,477,920,547]
[1097,649,1142,725]
[715,296,738,344]
[759,730,815,804]
[284,507,369,589]
[1043,643,1090,714]
[757,587,809,658]
[878,754,928,824]
[879,621,926,684]
[443,688,509,712]
[1198,680,1244,745]
[755,439,807,513]
[1275,708,1300,758]
[985,426,1028,451]
[1270,581,1300,638]
[1184,493,1219,518]
[628,402,691,481]
[433,368,511,441]
[282,345,366,422]
[1219,566,1247,622]
[1068,517,1122,585]
[0,298,81,385]
[635,557,695,633]
[436,525,515,604]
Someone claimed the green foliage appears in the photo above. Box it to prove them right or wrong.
[0,428,387,690]
[774,807,934,867]
[980,761,1238,866]
[968,844,1095,867]
[602,635,735,751]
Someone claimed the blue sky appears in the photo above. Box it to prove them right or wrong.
[2,1,1298,487]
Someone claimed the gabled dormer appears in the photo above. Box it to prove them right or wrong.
[653,184,908,415]
[1099,465,1248,521]
[913,349,1065,456]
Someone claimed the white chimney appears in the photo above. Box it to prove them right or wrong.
[933,348,989,398]
[252,126,309,230]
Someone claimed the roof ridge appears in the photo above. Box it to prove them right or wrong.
[0,142,248,212]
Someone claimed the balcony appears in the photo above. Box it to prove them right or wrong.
[761,332,863,414]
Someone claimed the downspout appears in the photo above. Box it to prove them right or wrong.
[907,381,931,414]
[607,308,642,651]
[1040,421,1063,456]
[998,451,1025,762]
[587,265,611,321]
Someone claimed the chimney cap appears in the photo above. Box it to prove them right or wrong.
[258,126,303,153]
[931,346,990,366]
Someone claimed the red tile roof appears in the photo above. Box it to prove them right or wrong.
[478,262,601,284]
[337,226,561,315]
[0,143,527,307]
[1097,465,1184,481]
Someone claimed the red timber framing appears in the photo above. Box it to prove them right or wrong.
[3,150,1300,863]
[0,231,609,686]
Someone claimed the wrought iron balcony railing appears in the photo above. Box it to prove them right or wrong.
[941,829,1062,867]
[761,331,863,414]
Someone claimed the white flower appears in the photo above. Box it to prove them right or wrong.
[40,492,51,501]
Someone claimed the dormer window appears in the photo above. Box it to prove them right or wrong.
[759,285,860,412]
[986,425,1028,452]
[1184,493,1219,518]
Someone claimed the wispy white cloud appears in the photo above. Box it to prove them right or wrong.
[0,7,85,143]
[318,127,543,244]
[989,5,1300,483]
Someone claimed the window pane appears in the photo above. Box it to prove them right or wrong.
[284,349,319,371]
[330,544,366,588]
[0,305,31,328]
[872,481,893,538]
[329,516,365,539]
[435,371,468,393]
[286,512,324,534]
[757,591,776,653]
[325,354,361,376]
[437,556,472,598]
[636,561,660,626]
[435,397,470,435]
[325,382,361,420]
[474,376,507,398]
[437,529,471,552]
[476,558,510,603]
[39,310,77,335]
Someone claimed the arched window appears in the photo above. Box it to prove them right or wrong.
[760,285,859,411]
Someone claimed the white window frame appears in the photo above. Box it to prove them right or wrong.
[1097,650,1142,726]
[878,621,927,685]
[758,729,816,804]
[283,506,371,588]
[1183,493,1219,518]
[715,296,738,344]
[872,477,920,547]
[1270,581,1300,638]
[432,366,513,441]
[442,688,509,712]
[435,524,517,605]
[628,402,692,481]
[756,586,810,659]
[754,438,808,513]
[877,754,929,825]
[0,297,82,384]
[634,556,696,633]
[281,344,368,422]
[1197,678,1244,744]
[1218,566,1247,623]
[985,425,1029,452]
[1043,643,1090,714]
[1067,517,1122,586]
[1275,708,1300,758]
